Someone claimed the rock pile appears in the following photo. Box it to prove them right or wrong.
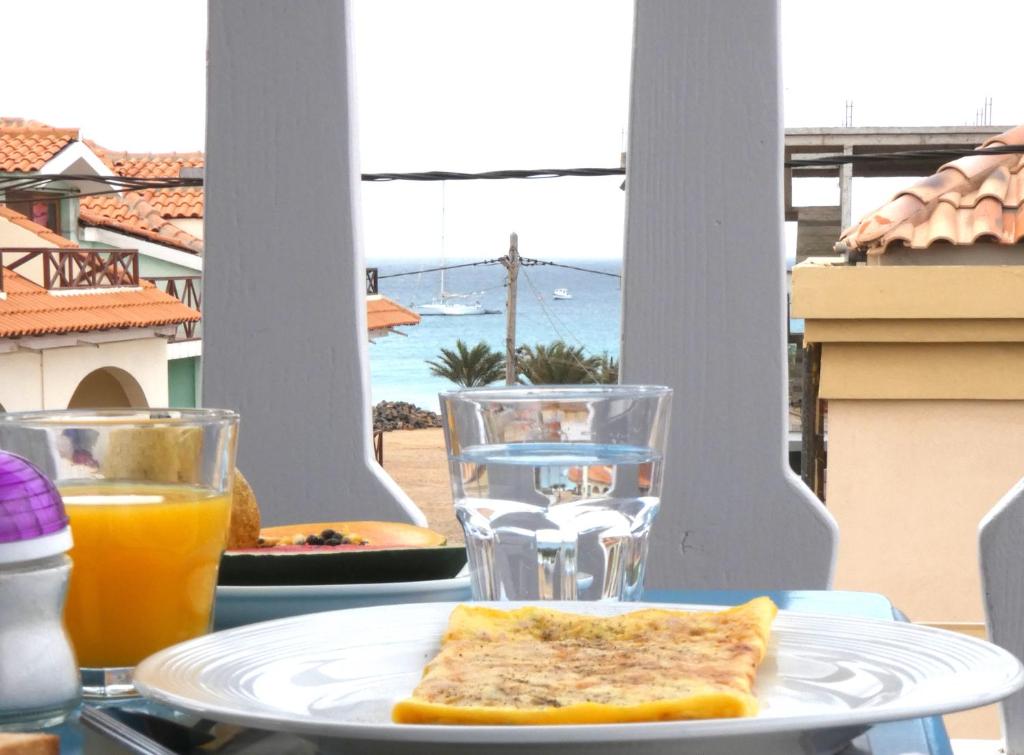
[373,401,442,432]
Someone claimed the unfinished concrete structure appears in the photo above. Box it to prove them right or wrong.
[785,126,1011,261]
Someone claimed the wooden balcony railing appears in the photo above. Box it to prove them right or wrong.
[147,275,202,342]
[0,248,139,293]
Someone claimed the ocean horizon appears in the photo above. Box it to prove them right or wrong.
[368,257,622,412]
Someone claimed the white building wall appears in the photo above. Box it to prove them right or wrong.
[41,338,169,409]
[0,351,43,411]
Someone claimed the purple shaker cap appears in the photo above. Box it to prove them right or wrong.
[0,451,69,545]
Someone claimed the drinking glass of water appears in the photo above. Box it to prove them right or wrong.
[440,385,672,601]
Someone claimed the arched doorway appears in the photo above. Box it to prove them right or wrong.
[67,367,148,409]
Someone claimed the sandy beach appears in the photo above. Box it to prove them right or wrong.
[381,428,463,545]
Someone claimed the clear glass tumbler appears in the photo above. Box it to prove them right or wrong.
[0,409,238,698]
[440,385,672,601]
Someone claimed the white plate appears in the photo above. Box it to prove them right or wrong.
[135,601,1024,755]
[213,576,472,629]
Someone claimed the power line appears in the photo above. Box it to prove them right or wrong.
[521,257,621,279]
[376,256,621,282]
[786,144,1024,168]
[519,267,601,383]
[377,259,503,279]
[362,168,624,182]
[7,142,1024,204]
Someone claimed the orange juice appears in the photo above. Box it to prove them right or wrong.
[60,483,231,668]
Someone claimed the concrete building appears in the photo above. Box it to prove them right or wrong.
[784,125,1011,261]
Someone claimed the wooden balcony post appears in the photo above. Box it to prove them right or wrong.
[204,0,425,525]
[621,0,837,589]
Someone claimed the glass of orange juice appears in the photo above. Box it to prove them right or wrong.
[0,409,238,698]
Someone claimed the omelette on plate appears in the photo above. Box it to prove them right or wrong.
[392,596,777,725]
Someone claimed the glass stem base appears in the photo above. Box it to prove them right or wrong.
[81,666,138,699]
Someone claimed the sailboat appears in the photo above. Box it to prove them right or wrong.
[418,291,486,316]
[417,260,488,316]
[416,183,492,316]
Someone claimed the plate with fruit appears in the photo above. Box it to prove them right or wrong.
[213,472,470,629]
[219,520,467,586]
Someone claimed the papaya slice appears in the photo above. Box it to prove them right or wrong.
[218,520,464,586]
[256,521,447,549]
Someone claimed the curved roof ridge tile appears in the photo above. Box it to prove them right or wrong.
[842,123,1024,253]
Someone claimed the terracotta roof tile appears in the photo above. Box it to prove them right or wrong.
[366,296,421,330]
[0,118,78,173]
[841,124,1024,254]
[85,140,204,178]
[567,464,652,489]
[0,205,77,248]
[79,192,203,254]
[0,269,200,339]
[136,187,203,218]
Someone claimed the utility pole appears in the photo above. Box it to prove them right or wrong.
[501,232,520,385]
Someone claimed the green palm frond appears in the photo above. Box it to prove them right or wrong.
[516,340,603,385]
[426,339,504,387]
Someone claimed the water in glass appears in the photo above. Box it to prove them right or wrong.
[452,441,661,601]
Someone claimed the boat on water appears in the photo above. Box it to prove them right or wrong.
[418,296,488,316]
[553,288,573,300]
[415,184,498,316]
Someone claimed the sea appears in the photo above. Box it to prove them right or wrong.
[368,257,623,412]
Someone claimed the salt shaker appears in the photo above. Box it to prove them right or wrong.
[0,451,80,730]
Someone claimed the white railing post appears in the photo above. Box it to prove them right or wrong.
[204,0,425,525]
[621,0,837,589]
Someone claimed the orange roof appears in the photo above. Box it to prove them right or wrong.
[0,118,78,173]
[840,124,1024,255]
[0,205,77,248]
[79,192,203,254]
[136,187,203,218]
[84,141,206,219]
[85,140,204,178]
[0,268,200,339]
[567,464,653,489]
[366,296,421,330]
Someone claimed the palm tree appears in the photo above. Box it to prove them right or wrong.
[426,339,504,387]
[593,352,619,384]
[516,341,602,384]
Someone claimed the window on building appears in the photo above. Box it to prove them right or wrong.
[4,191,62,235]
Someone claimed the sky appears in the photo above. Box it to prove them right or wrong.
[3,0,1023,260]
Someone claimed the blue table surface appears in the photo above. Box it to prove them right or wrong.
[50,589,952,755]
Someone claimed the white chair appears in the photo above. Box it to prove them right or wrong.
[201,0,837,586]
[980,477,1024,754]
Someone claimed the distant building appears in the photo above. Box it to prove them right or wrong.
[0,205,199,411]
[0,117,419,410]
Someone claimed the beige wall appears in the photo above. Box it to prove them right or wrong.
[0,216,62,289]
[1,255,50,292]
[0,338,168,410]
[66,367,140,408]
[42,339,168,409]
[0,351,43,410]
[827,399,1024,624]
[168,218,204,240]
[0,218,59,249]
